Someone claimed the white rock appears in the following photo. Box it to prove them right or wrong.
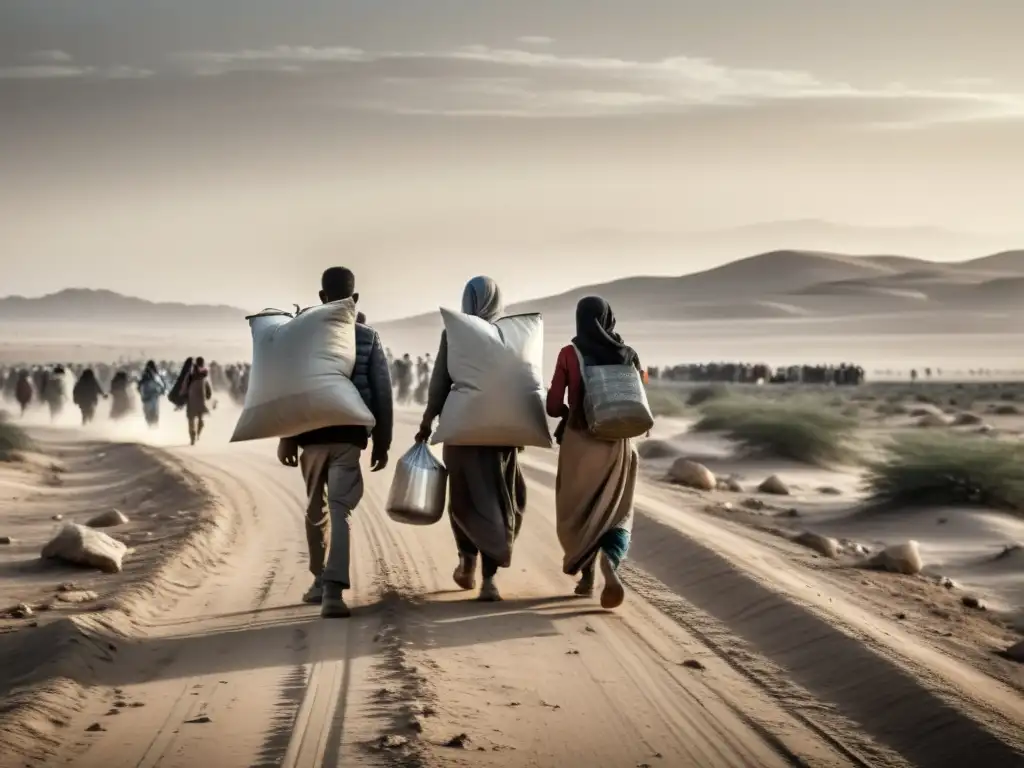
[42,523,128,574]
[668,459,716,491]
[868,540,923,576]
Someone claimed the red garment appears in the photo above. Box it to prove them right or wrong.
[546,345,583,418]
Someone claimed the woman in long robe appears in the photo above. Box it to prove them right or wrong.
[415,276,527,602]
[546,296,641,610]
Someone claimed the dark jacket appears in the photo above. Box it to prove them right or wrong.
[295,323,394,452]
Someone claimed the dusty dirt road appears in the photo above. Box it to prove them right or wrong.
[10,413,1024,768]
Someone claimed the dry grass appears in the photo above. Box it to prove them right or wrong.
[0,411,32,461]
[692,396,859,466]
[864,432,1024,513]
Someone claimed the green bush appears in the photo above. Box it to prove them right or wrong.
[645,386,687,417]
[685,384,728,407]
[0,411,32,461]
[864,432,1024,512]
[692,396,859,466]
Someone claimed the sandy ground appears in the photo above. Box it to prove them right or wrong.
[1,392,1023,768]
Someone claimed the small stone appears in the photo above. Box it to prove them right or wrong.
[52,514,63,521]
[566,649,579,655]
[668,459,717,491]
[443,733,470,749]
[86,509,130,529]
[867,541,924,576]
[741,498,767,512]
[377,734,409,750]
[11,603,34,619]
[0,536,12,545]
[793,532,841,559]
[896,612,907,620]
[1000,639,1024,662]
[56,590,100,604]
[817,486,842,496]
[681,659,706,671]
[185,715,212,724]
[961,595,987,611]
[758,475,790,495]
[85,723,106,733]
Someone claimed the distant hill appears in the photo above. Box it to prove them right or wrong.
[0,289,246,323]
[374,247,1024,354]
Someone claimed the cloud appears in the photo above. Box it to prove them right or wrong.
[0,50,153,80]
[13,41,1024,125]
[29,50,74,64]
[517,36,555,46]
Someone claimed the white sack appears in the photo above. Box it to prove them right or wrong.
[431,309,552,448]
[231,298,375,442]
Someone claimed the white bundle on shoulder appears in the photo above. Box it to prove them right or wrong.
[231,298,375,442]
[431,309,552,448]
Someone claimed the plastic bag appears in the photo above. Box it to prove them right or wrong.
[386,443,447,526]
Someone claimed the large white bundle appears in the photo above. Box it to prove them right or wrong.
[431,309,552,448]
[230,298,375,442]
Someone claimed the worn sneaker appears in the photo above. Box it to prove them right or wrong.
[599,554,625,610]
[321,581,351,618]
[302,579,323,605]
[452,555,477,591]
[477,577,502,602]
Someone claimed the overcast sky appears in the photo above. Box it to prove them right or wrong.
[2,1,1023,319]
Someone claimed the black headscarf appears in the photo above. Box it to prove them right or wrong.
[571,296,638,367]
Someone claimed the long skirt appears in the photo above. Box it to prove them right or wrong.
[442,444,526,570]
[556,426,637,575]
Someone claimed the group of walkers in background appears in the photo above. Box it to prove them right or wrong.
[651,361,866,386]
[1,357,217,445]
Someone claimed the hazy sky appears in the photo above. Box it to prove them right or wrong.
[2,1,1023,320]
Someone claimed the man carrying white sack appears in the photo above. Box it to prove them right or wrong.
[277,267,394,618]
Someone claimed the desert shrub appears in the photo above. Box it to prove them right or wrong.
[864,432,1024,512]
[876,402,909,416]
[645,386,687,417]
[692,396,859,466]
[0,411,32,461]
[685,384,728,407]
[994,404,1020,416]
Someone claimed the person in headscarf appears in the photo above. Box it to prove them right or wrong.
[73,368,106,425]
[109,370,133,420]
[44,365,68,422]
[14,370,33,416]
[179,356,213,445]
[415,276,527,602]
[546,296,642,610]
[137,360,167,428]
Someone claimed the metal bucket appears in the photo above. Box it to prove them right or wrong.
[386,443,447,526]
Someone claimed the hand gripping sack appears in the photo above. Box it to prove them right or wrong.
[386,443,447,526]
[230,298,375,442]
[572,344,654,440]
[431,310,552,448]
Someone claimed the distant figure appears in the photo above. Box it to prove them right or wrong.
[137,360,167,428]
[109,371,133,420]
[72,369,106,425]
[395,354,413,405]
[14,371,32,416]
[44,365,68,422]
[413,355,430,405]
[180,356,213,445]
